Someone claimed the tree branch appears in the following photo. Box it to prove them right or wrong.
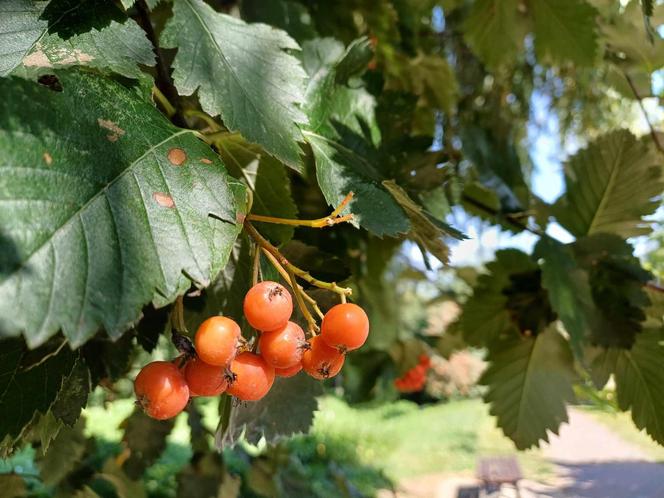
[624,71,664,153]
[133,0,186,127]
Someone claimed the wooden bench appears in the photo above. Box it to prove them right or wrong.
[475,456,523,497]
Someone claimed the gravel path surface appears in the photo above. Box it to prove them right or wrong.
[537,408,664,498]
[381,408,664,498]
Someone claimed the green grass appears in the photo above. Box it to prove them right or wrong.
[580,407,664,461]
[25,395,552,497]
[310,396,553,482]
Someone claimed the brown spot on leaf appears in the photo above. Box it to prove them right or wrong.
[199,158,212,164]
[168,148,187,166]
[24,47,94,67]
[43,152,53,166]
[97,119,125,142]
[153,192,175,208]
[23,49,52,68]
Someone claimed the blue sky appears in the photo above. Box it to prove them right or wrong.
[440,90,572,268]
[409,88,662,269]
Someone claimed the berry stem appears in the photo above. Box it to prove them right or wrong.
[152,86,176,118]
[246,192,354,228]
[286,265,320,334]
[244,221,352,298]
[172,295,188,333]
[184,109,223,132]
[251,243,260,286]
[260,247,325,321]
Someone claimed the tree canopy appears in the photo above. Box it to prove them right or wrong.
[1,1,664,494]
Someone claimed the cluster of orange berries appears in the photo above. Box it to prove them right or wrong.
[394,354,431,393]
[134,281,369,420]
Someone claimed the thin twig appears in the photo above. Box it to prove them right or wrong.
[251,243,260,286]
[261,247,326,320]
[133,0,186,127]
[246,192,355,228]
[286,265,319,334]
[244,221,352,297]
[462,192,664,294]
[624,71,664,153]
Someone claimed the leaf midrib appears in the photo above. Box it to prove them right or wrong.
[1,129,191,284]
[515,336,538,445]
[585,139,624,235]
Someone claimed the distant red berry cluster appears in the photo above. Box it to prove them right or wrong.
[134,281,369,419]
[394,354,431,393]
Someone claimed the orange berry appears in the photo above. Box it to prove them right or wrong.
[320,303,369,352]
[227,352,275,401]
[194,316,241,366]
[302,336,345,380]
[134,361,190,420]
[243,281,293,331]
[275,363,302,378]
[184,357,228,396]
[259,321,306,369]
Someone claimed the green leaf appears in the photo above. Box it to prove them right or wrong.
[534,238,595,355]
[459,249,536,346]
[383,180,465,264]
[611,328,664,445]
[161,0,308,170]
[20,17,155,79]
[219,374,322,447]
[121,408,175,479]
[176,452,239,498]
[82,333,135,383]
[573,233,651,348]
[0,71,244,347]
[461,126,529,213]
[216,134,298,245]
[588,346,620,389]
[601,1,664,73]
[240,0,318,43]
[0,338,77,441]
[133,304,169,354]
[481,326,577,450]
[1,0,154,79]
[531,0,599,66]
[306,130,410,236]
[281,240,350,283]
[385,53,458,113]
[302,37,372,132]
[51,358,91,426]
[555,130,663,238]
[463,0,524,69]
[334,37,373,85]
[300,38,410,236]
[38,417,86,486]
[100,459,147,498]
[32,411,64,453]
[0,0,47,77]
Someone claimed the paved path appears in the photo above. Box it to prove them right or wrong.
[538,409,664,498]
[381,408,664,498]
